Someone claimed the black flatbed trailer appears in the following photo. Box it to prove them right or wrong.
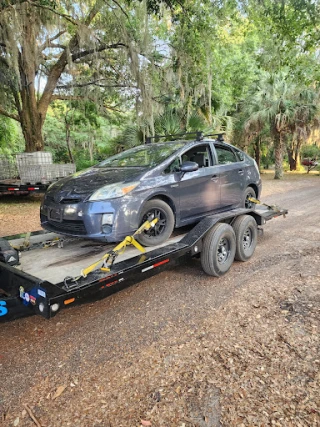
[0,180,49,196]
[0,205,288,323]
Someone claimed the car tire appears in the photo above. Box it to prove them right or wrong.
[136,199,175,247]
[243,187,257,209]
[200,223,236,277]
[232,214,258,262]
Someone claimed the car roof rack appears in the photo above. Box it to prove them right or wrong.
[145,131,225,144]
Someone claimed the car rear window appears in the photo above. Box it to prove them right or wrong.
[96,142,185,168]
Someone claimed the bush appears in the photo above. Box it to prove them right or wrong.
[301,144,320,159]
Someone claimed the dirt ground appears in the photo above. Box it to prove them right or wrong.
[0,172,319,427]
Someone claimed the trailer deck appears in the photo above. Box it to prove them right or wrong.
[11,231,185,284]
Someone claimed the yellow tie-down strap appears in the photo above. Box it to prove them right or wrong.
[80,218,158,278]
[248,197,283,215]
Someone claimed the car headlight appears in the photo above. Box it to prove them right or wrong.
[89,181,139,201]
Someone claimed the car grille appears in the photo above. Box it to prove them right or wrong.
[60,197,82,204]
[41,215,87,235]
[45,195,83,204]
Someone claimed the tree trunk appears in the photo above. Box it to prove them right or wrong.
[274,131,283,179]
[17,5,45,152]
[65,122,74,164]
[287,146,296,171]
[254,136,261,169]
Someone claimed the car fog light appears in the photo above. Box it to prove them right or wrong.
[51,303,60,312]
[102,213,114,225]
[102,225,112,234]
[78,210,83,217]
[65,206,76,215]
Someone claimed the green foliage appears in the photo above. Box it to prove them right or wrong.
[0,117,24,154]
[301,144,320,159]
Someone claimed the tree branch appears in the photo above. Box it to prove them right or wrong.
[107,0,130,19]
[71,43,127,62]
[57,79,136,89]
[40,30,66,51]
[38,0,104,114]
[26,0,78,25]
[46,43,66,50]
[51,95,88,101]
[0,105,20,121]
[51,95,123,112]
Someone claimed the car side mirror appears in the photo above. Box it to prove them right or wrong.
[180,161,199,173]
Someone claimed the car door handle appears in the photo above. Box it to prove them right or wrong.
[211,175,218,181]
[238,169,244,175]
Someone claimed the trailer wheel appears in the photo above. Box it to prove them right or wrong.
[233,214,257,262]
[200,223,236,277]
[136,199,175,247]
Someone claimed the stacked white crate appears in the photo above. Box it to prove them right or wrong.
[0,156,18,180]
[16,152,75,184]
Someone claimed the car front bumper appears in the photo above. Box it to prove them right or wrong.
[40,195,145,242]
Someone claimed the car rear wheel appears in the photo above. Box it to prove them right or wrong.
[136,199,175,247]
[243,187,257,209]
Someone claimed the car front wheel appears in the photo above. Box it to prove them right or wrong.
[136,199,175,247]
[243,187,257,209]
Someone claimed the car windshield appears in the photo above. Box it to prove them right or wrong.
[96,142,185,168]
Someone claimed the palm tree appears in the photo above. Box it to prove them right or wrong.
[245,71,296,179]
[287,89,319,170]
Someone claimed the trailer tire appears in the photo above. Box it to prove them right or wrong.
[243,187,256,210]
[200,223,236,277]
[136,199,175,247]
[233,214,257,262]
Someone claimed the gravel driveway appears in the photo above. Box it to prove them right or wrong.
[0,173,319,427]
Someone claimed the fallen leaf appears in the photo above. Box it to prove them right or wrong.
[52,385,67,400]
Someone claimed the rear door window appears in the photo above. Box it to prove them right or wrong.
[215,145,239,165]
[233,148,245,162]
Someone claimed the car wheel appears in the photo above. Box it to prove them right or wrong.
[200,223,236,277]
[243,187,257,209]
[136,199,175,247]
[232,214,258,262]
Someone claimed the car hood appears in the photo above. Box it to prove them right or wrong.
[46,166,147,202]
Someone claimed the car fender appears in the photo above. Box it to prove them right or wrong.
[137,188,180,227]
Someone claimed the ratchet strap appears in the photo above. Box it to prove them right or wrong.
[79,218,158,279]
[248,197,285,216]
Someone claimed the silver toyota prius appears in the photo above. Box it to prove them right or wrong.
[40,136,262,246]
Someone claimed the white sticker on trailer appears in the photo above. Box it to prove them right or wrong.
[38,289,46,298]
[141,265,154,273]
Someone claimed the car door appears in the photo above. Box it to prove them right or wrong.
[213,144,245,208]
[166,143,221,222]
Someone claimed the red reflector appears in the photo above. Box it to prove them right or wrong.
[28,187,35,191]
[8,188,16,191]
[153,259,170,268]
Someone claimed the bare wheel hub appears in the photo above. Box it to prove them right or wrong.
[242,228,252,250]
[217,237,230,264]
